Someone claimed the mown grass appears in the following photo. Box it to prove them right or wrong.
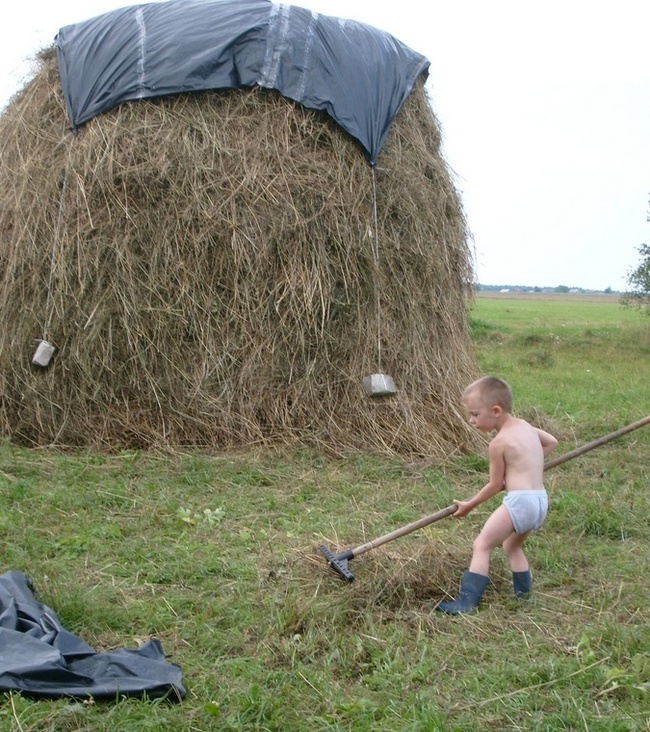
[0,295,648,731]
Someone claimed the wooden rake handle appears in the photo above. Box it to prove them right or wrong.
[350,504,458,558]
[543,414,650,471]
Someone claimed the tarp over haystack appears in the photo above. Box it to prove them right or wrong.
[56,0,430,165]
[0,2,480,457]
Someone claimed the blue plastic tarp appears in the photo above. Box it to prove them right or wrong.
[0,571,185,701]
[55,0,429,164]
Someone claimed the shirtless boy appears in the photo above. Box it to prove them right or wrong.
[436,376,558,615]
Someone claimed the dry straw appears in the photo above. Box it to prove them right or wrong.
[0,48,480,457]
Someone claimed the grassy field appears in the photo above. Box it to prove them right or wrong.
[0,295,648,731]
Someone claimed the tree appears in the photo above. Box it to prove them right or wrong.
[621,196,650,315]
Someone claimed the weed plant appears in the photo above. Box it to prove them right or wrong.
[0,296,648,730]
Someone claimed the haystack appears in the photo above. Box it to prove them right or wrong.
[0,46,479,457]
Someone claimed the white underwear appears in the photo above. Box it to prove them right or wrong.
[503,489,548,535]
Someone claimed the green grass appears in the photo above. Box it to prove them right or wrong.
[470,295,649,431]
[0,295,648,731]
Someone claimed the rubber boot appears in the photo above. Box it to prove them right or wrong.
[436,571,489,615]
[512,570,532,598]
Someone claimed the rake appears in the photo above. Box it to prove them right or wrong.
[319,414,650,581]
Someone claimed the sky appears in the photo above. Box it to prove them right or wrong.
[2,1,649,290]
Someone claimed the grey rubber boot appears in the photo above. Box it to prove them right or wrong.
[512,570,532,598]
[436,571,489,615]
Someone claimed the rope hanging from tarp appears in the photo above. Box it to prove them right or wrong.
[362,166,397,397]
[32,144,72,368]
[370,166,383,373]
[45,165,70,339]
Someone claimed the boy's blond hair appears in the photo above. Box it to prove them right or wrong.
[462,376,513,413]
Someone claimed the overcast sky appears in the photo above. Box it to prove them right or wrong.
[2,0,649,290]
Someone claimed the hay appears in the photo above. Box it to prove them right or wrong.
[0,47,480,457]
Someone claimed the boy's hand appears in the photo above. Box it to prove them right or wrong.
[452,499,473,518]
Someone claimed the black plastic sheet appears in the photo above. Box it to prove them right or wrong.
[0,571,185,701]
[55,0,429,164]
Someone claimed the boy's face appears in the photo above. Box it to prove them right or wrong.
[462,391,501,432]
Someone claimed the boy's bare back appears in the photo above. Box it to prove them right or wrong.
[491,416,556,492]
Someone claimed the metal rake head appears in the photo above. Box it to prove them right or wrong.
[318,545,355,582]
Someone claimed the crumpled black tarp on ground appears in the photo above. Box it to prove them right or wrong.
[0,570,186,700]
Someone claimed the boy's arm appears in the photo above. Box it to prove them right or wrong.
[536,428,558,456]
[453,440,506,517]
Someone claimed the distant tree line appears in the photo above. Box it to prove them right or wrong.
[476,284,614,294]
[621,193,650,315]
